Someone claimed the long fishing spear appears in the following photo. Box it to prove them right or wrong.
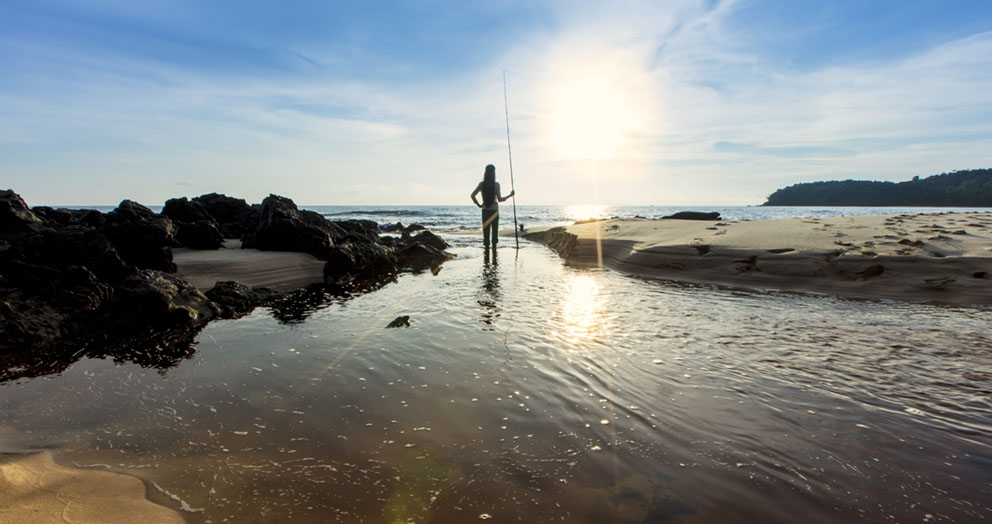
[503,70,520,249]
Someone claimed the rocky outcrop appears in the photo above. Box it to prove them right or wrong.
[242,194,340,258]
[206,281,283,318]
[0,191,216,366]
[1,189,456,381]
[405,230,447,252]
[111,270,219,327]
[31,207,105,228]
[1,190,47,234]
[324,242,398,284]
[334,219,381,244]
[191,193,252,238]
[105,200,177,271]
[381,222,427,234]
[162,197,224,250]
[662,211,721,221]
[323,228,453,285]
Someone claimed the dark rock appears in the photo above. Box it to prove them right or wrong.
[104,200,177,272]
[191,193,251,238]
[36,225,131,283]
[324,242,398,284]
[379,235,399,247]
[109,269,218,328]
[381,222,405,233]
[242,195,337,258]
[405,223,426,233]
[0,191,218,378]
[386,315,410,328]
[662,211,721,221]
[206,280,283,318]
[974,271,988,279]
[0,264,114,350]
[333,219,380,244]
[163,197,224,250]
[239,204,262,238]
[1,189,48,234]
[31,206,74,226]
[406,230,448,252]
[175,220,224,250]
[396,242,450,272]
[75,209,105,228]
[162,197,214,224]
[37,208,105,228]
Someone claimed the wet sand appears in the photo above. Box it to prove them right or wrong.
[526,212,992,304]
[0,452,184,523]
[174,239,325,292]
[2,240,990,522]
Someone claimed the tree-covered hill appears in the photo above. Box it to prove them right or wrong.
[762,169,992,206]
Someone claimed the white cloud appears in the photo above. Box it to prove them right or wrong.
[2,2,990,207]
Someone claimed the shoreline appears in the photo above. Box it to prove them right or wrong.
[524,212,992,305]
[0,451,185,523]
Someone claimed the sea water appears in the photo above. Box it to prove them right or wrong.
[1,210,991,523]
[308,204,992,232]
[78,203,992,231]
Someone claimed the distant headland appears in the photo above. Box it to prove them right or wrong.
[763,168,992,206]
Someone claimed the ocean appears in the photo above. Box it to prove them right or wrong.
[77,203,992,231]
[2,205,991,522]
[306,204,992,232]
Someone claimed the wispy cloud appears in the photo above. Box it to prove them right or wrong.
[1,1,989,206]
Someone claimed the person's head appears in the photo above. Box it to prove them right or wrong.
[484,164,496,183]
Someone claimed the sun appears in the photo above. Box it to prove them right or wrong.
[541,51,656,161]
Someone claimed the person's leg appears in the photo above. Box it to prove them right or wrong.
[490,210,499,246]
[482,209,494,247]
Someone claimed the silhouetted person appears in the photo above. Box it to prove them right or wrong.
[471,164,514,249]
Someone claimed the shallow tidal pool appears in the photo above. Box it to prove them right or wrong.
[1,238,990,523]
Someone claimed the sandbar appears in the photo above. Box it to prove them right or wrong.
[174,239,325,292]
[526,212,992,304]
[0,451,184,523]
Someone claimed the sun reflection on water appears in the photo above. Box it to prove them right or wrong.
[564,204,608,223]
[559,274,610,346]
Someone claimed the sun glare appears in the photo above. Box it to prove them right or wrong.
[564,204,609,222]
[542,51,657,161]
[560,274,608,346]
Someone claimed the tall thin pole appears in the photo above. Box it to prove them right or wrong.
[503,70,519,249]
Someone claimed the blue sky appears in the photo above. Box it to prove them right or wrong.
[2,0,990,206]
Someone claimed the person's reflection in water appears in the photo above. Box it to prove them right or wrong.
[478,248,501,329]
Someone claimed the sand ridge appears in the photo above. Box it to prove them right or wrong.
[526,212,992,304]
[174,239,326,292]
[0,451,185,523]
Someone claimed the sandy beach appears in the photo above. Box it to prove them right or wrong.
[0,452,184,523]
[174,239,326,292]
[526,212,992,304]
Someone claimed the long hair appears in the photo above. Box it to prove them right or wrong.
[481,164,496,206]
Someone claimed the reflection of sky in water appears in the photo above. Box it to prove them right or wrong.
[0,242,990,523]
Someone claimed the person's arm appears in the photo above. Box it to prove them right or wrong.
[498,187,516,202]
[470,183,483,208]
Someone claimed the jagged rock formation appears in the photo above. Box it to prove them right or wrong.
[1,189,454,380]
